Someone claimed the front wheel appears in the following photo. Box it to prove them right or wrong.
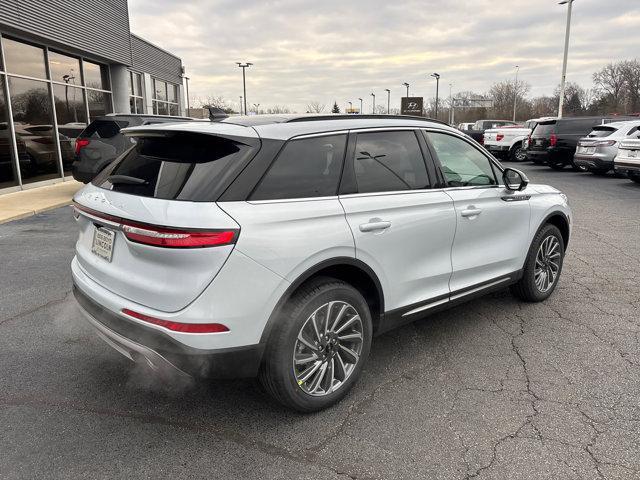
[259,277,372,412]
[511,224,565,302]
[590,168,610,176]
[509,144,527,162]
[549,161,566,171]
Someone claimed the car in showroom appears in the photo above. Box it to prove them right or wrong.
[573,120,640,175]
[71,114,572,412]
[71,113,198,183]
[613,138,640,183]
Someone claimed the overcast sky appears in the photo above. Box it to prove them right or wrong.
[129,0,640,113]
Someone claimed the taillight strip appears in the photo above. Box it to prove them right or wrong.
[73,202,238,248]
[122,308,230,334]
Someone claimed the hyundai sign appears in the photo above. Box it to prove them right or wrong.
[401,97,424,116]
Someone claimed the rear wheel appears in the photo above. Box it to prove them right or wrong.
[549,161,566,170]
[511,224,565,302]
[509,143,527,162]
[259,277,372,412]
[590,168,610,176]
[630,174,640,184]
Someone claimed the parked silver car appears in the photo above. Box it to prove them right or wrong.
[573,120,640,175]
[614,138,640,183]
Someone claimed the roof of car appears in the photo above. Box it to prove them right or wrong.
[122,114,458,140]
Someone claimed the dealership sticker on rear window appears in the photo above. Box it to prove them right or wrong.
[91,227,115,262]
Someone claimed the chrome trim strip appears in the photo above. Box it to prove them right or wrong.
[449,277,512,301]
[402,297,450,317]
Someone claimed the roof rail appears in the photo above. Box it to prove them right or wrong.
[284,114,450,126]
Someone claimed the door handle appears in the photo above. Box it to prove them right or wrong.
[359,220,391,232]
[461,207,482,218]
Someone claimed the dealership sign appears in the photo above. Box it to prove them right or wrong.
[401,97,424,116]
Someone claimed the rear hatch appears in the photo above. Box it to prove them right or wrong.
[76,119,131,165]
[530,120,557,150]
[73,123,260,312]
[617,139,640,162]
[577,126,619,155]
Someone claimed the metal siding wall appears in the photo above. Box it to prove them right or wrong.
[0,0,131,65]
[130,35,182,85]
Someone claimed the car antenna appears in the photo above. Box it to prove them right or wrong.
[207,106,229,122]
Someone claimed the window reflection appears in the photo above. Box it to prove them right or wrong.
[154,79,167,101]
[3,38,47,79]
[83,61,108,90]
[9,77,60,184]
[49,51,81,86]
[52,83,87,173]
[0,76,19,188]
[87,90,112,120]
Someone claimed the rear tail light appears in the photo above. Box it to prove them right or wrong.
[550,134,558,147]
[75,137,90,155]
[496,134,504,142]
[593,140,617,147]
[73,203,238,249]
[121,309,229,333]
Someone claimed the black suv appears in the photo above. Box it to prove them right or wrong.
[72,114,197,183]
[527,116,637,170]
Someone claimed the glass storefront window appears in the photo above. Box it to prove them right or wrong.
[83,61,108,90]
[3,38,47,79]
[49,51,81,86]
[52,83,87,173]
[167,84,176,103]
[9,77,60,184]
[87,90,112,120]
[0,76,19,189]
[130,72,142,96]
[154,79,167,101]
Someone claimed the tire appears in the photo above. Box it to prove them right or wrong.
[509,143,527,162]
[571,162,588,172]
[510,224,565,302]
[549,162,566,171]
[259,277,373,412]
[630,175,640,184]
[590,168,609,176]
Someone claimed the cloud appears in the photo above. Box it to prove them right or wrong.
[128,0,640,113]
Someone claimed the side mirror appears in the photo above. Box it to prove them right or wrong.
[503,167,529,191]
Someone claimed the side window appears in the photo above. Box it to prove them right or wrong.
[427,132,498,187]
[251,134,346,200]
[352,131,429,194]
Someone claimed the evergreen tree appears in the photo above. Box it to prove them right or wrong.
[332,101,340,113]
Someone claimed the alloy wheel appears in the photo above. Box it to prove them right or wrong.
[534,235,561,293]
[514,147,527,161]
[293,301,363,396]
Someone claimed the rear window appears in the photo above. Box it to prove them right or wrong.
[533,122,557,136]
[82,120,129,139]
[93,132,258,202]
[588,126,617,138]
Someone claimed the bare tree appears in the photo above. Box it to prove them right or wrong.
[196,95,236,113]
[593,62,627,112]
[621,60,640,113]
[488,79,531,120]
[306,101,326,113]
[265,105,291,114]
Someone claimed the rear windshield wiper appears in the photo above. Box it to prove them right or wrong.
[107,175,148,185]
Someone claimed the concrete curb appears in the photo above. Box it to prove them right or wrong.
[0,200,73,224]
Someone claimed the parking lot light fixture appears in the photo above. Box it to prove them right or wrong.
[371,93,376,114]
[384,89,391,114]
[358,98,363,114]
[431,73,440,118]
[236,62,252,116]
[402,82,410,97]
[558,0,574,118]
[348,101,353,113]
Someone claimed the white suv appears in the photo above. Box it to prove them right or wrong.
[72,115,572,412]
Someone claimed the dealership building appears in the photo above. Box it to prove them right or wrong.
[0,0,186,193]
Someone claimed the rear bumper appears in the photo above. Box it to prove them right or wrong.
[486,144,510,152]
[573,154,614,170]
[614,160,640,175]
[73,284,264,378]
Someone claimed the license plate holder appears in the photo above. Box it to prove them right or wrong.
[91,226,115,262]
[629,150,638,158]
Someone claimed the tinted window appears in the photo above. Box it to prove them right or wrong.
[353,131,428,193]
[251,134,346,200]
[82,120,128,139]
[49,51,81,84]
[588,126,617,138]
[428,132,497,187]
[557,119,600,134]
[533,122,557,136]
[2,38,46,78]
[83,61,108,89]
[94,132,258,202]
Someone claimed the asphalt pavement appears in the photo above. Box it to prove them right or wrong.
[1,163,639,479]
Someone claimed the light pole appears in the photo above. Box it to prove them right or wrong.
[239,96,243,115]
[62,74,77,122]
[448,83,453,124]
[183,76,190,113]
[558,0,574,118]
[431,73,440,119]
[402,82,410,97]
[384,89,390,114]
[371,93,375,114]
[236,62,252,116]
[348,101,353,113]
[513,65,520,122]
[358,98,363,114]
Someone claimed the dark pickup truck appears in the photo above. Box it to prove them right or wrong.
[462,119,518,145]
[527,116,639,170]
